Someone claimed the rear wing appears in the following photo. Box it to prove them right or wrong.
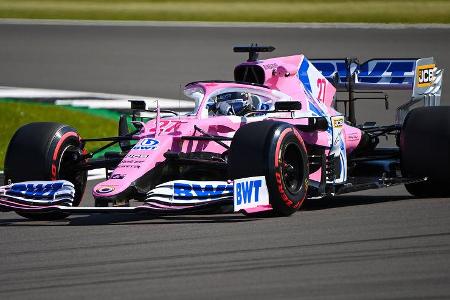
[310,58,443,124]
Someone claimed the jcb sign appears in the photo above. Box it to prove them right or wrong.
[417,64,435,88]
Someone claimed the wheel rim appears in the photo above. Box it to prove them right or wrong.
[280,142,303,194]
[58,144,86,206]
[59,145,81,180]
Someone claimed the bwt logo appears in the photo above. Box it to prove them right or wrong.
[174,182,233,199]
[133,138,159,150]
[8,182,64,197]
[312,60,416,84]
[233,176,269,211]
[235,180,262,205]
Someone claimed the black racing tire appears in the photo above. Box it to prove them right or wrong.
[4,122,87,220]
[228,121,309,216]
[404,180,450,198]
[400,106,450,197]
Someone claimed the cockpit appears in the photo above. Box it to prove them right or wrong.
[184,83,280,117]
[207,91,272,116]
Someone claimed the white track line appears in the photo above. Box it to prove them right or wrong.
[0,169,105,181]
[55,99,194,110]
[0,19,449,30]
[87,169,106,181]
[0,86,194,110]
[0,86,139,100]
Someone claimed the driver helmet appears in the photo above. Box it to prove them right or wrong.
[213,91,252,116]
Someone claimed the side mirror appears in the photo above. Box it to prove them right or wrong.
[274,101,302,111]
[129,100,147,111]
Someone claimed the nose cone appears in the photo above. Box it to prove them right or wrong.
[93,179,132,200]
[91,135,177,202]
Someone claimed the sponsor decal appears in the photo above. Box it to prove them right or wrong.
[149,120,182,135]
[174,182,232,199]
[332,117,344,128]
[120,159,145,164]
[233,176,269,211]
[333,136,341,147]
[218,93,235,101]
[263,63,278,70]
[132,138,159,150]
[275,171,295,207]
[417,64,435,87]
[96,186,115,194]
[7,182,65,197]
[348,132,359,142]
[126,154,149,159]
[312,60,416,84]
[110,174,125,180]
[117,165,140,169]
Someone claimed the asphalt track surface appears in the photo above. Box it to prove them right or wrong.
[0,23,449,299]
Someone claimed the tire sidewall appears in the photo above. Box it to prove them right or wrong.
[400,107,450,183]
[266,125,309,215]
[44,127,87,207]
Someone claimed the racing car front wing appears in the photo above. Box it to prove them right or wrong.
[0,177,272,217]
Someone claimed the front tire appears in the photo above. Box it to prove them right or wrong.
[228,121,309,216]
[4,122,87,220]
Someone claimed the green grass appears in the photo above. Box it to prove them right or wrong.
[0,0,448,23]
[0,100,122,170]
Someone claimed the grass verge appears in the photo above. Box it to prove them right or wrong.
[0,0,448,23]
[0,100,121,170]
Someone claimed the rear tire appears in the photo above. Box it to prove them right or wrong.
[404,180,450,198]
[400,106,450,197]
[228,121,309,216]
[4,122,87,220]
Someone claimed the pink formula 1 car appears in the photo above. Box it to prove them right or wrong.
[1,45,449,220]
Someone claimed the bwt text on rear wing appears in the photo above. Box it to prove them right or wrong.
[310,58,443,124]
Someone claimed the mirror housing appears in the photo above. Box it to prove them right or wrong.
[129,100,147,111]
[274,101,302,111]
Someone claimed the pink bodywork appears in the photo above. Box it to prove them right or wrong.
[93,54,363,199]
